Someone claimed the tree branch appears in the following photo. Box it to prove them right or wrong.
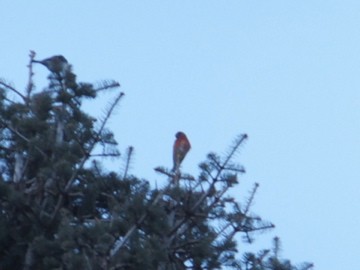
[0,80,27,102]
[110,184,170,257]
[51,90,124,224]
[26,50,36,99]
[123,146,134,179]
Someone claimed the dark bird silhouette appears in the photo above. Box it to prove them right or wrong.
[32,55,68,74]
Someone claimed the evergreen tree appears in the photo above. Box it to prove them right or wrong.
[0,52,313,270]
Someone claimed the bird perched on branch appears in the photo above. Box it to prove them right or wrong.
[172,131,191,172]
[32,55,69,75]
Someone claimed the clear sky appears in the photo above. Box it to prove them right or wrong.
[1,1,359,269]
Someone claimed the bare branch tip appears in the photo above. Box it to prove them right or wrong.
[29,50,36,59]
[154,167,163,173]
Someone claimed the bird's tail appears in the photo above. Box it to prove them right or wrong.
[171,164,179,173]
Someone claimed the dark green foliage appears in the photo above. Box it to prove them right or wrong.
[0,54,312,270]
[240,238,314,270]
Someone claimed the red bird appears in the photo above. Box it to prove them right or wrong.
[172,131,191,172]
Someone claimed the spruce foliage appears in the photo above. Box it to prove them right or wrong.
[0,52,312,270]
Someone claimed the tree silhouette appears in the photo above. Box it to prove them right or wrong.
[0,52,313,270]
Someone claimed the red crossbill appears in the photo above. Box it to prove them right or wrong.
[172,131,191,172]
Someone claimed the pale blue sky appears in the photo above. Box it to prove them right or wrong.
[1,1,360,269]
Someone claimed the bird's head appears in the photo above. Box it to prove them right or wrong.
[175,131,187,139]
